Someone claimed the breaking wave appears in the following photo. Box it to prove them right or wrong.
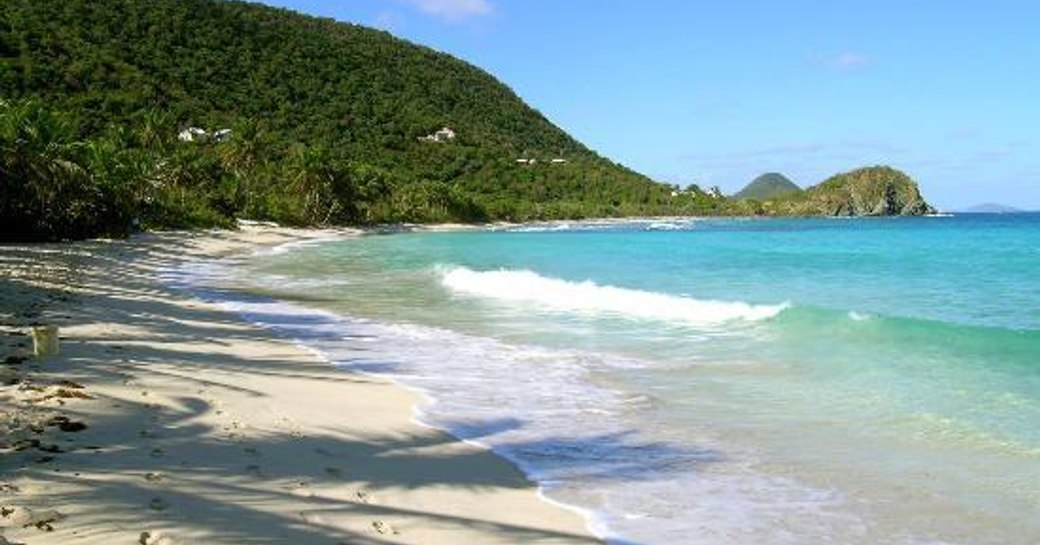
[440,266,788,327]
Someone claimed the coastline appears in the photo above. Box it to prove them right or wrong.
[0,227,601,544]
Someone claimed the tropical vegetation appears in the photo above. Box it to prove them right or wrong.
[0,0,935,241]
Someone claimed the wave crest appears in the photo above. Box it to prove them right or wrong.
[440,266,788,326]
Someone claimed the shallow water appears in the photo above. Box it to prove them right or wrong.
[181,215,1040,544]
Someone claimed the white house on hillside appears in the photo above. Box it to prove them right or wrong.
[178,127,208,142]
[419,126,457,143]
[178,127,232,143]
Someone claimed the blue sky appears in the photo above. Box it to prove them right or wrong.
[258,0,1039,210]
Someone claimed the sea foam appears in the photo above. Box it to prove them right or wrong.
[440,266,787,326]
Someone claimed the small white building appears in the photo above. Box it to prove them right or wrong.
[419,126,457,143]
[178,127,208,142]
[551,158,567,164]
[178,127,232,143]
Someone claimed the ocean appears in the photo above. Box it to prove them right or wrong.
[176,214,1040,545]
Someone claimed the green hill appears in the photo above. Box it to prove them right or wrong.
[733,173,801,200]
[770,166,935,216]
[1,0,675,239]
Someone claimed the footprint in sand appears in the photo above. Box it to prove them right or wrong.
[300,511,325,525]
[148,497,169,511]
[1,505,33,527]
[280,417,305,438]
[1,506,64,531]
[371,520,398,535]
[288,482,314,498]
[355,490,373,504]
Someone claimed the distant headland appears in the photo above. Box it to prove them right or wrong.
[959,203,1025,214]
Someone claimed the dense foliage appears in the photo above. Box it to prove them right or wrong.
[0,0,936,240]
[733,172,802,201]
[1,0,694,240]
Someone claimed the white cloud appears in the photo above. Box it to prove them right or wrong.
[406,0,494,22]
[830,52,870,70]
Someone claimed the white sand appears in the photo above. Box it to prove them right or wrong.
[0,229,600,544]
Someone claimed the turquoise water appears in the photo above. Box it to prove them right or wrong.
[218,215,1040,544]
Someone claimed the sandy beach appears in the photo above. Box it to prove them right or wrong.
[0,228,599,544]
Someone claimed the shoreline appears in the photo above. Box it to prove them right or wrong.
[178,229,614,542]
[0,228,601,544]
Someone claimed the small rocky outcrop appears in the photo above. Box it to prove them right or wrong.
[774,166,936,216]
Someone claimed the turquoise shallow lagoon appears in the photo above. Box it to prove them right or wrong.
[207,215,1040,544]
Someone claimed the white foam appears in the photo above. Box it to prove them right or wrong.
[848,311,875,322]
[440,266,788,326]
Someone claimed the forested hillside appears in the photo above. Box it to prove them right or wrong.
[0,0,937,241]
[0,0,679,239]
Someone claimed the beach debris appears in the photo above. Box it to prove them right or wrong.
[23,384,93,404]
[0,506,33,527]
[45,415,88,432]
[28,509,63,531]
[10,439,64,454]
[139,530,175,545]
[29,326,59,359]
[2,355,28,365]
